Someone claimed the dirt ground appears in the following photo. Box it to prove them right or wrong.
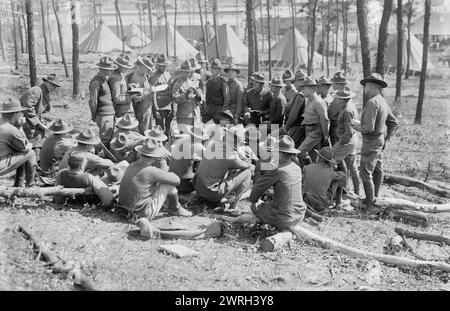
[0,52,449,291]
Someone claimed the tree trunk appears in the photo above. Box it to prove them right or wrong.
[383,173,450,198]
[0,4,7,62]
[266,0,271,79]
[405,0,413,79]
[376,0,393,75]
[11,0,20,69]
[173,0,177,62]
[204,0,209,43]
[260,231,293,252]
[52,0,69,78]
[138,3,143,47]
[21,2,28,54]
[92,0,97,28]
[25,0,37,87]
[114,0,125,53]
[342,0,348,72]
[307,0,318,75]
[18,8,25,54]
[163,0,169,57]
[321,1,325,71]
[147,0,153,40]
[46,1,55,55]
[394,227,450,246]
[115,4,119,37]
[394,0,403,115]
[259,0,264,53]
[334,0,339,67]
[212,0,219,59]
[71,0,80,98]
[253,11,259,71]
[289,0,296,70]
[246,0,256,79]
[197,0,208,68]
[40,0,50,64]
[357,0,371,79]
[326,2,330,75]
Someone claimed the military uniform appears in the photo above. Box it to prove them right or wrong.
[128,71,153,135]
[89,74,115,147]
[19,83,51,160]
[172,76,202,130]
[268,92,286,127]
[284,93,306,148]
[360,94,398,202]
[203,76,230,123]
[108,71,134,118]
[224,78,244,122]
[242,88,272,126]
[283,85,298,123]
[149,71,173,137]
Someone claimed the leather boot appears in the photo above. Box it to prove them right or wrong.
[373,167,383,198]
[167,191,192,217]
[25,162,36,187]
[362,181,375,207]
[13,165,25,187]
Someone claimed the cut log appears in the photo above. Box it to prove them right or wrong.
[17,225,98,290]
[290,225,450,273]
[386,209,429,227]
[373,197,450,214]
[260,231,293,252]
[306,208,324,222]
[0,186,95,200]
[384,173,450,198]
[394,227,450,246]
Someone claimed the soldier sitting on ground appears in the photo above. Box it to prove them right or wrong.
[56,153,115,208]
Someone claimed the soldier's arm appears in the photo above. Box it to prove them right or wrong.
[285,96,302,132]
[21,88,41,127]
[9,127,28,151]
[89,81,100,121]
[242,91,250,113]
[340,110,355,145]
[221,80,231,111]
[360,101,379,134]
[385,109,399,140]
[317,100,330,139]
[109,76,130,106]
[235,83,244,118]
[249,169,278,203]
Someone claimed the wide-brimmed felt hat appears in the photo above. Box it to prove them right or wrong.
[210,58,223,69]
[294,69,307,81]
[110,133,129,151]
[42,74,62,87]
[105,165,126,184]
[154,53,169,65]
[224,63,240,74]
[136,55,154,71]
[135,137,171,158]
[360,73,388,88]
[73,129,100,145]
[144,125,168,142]
[178,60,193,72]
[332,71,347,84]
[115,114,139,129]
[315,146,337,164]
[333,86,356,99]
[282,69,295,82]
[186,124,209,140]
[195,52,208,63]
[220,110,235,121]
[302,76,318,87]
[114,54,134,69]
[259,135,277,152]
[251,72,266,84]
[47,118,73,134]
[317,75,333,86]
[273,135,300,154]
[188,58,202,71]
[96,56,118,70]
[245,125,261,141]
[0,98,28,113]
[269,76,286,87]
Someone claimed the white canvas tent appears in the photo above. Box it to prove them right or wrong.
[371,30,435,72]
[124,23,151,49]
[138,24,198,60]
[206,24,248,65]
[80,21,132,54]
[270,28,321,69]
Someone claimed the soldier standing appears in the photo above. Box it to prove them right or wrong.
[242,72,272,127]
[223,63,244,124]
[89,57,117,150]
[203,59,230,123]
[109,54,135,118]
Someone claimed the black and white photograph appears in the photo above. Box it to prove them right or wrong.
[0,0,449,296]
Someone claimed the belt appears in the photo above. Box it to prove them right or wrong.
[303,123,320,127]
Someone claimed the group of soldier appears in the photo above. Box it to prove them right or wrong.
[0,51,399,237]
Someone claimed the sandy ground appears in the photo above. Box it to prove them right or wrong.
[0,52,449,291]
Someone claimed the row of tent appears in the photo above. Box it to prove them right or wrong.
[46,20,435,73]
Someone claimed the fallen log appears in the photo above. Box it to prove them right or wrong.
[345,194,450,214]
[291,225,450,273]
[17,225,98,291]
[260,231,293,252]
[0,186,95,200]
[306,208,324,222]
[394,227,450,246]
[384,173,450,198]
